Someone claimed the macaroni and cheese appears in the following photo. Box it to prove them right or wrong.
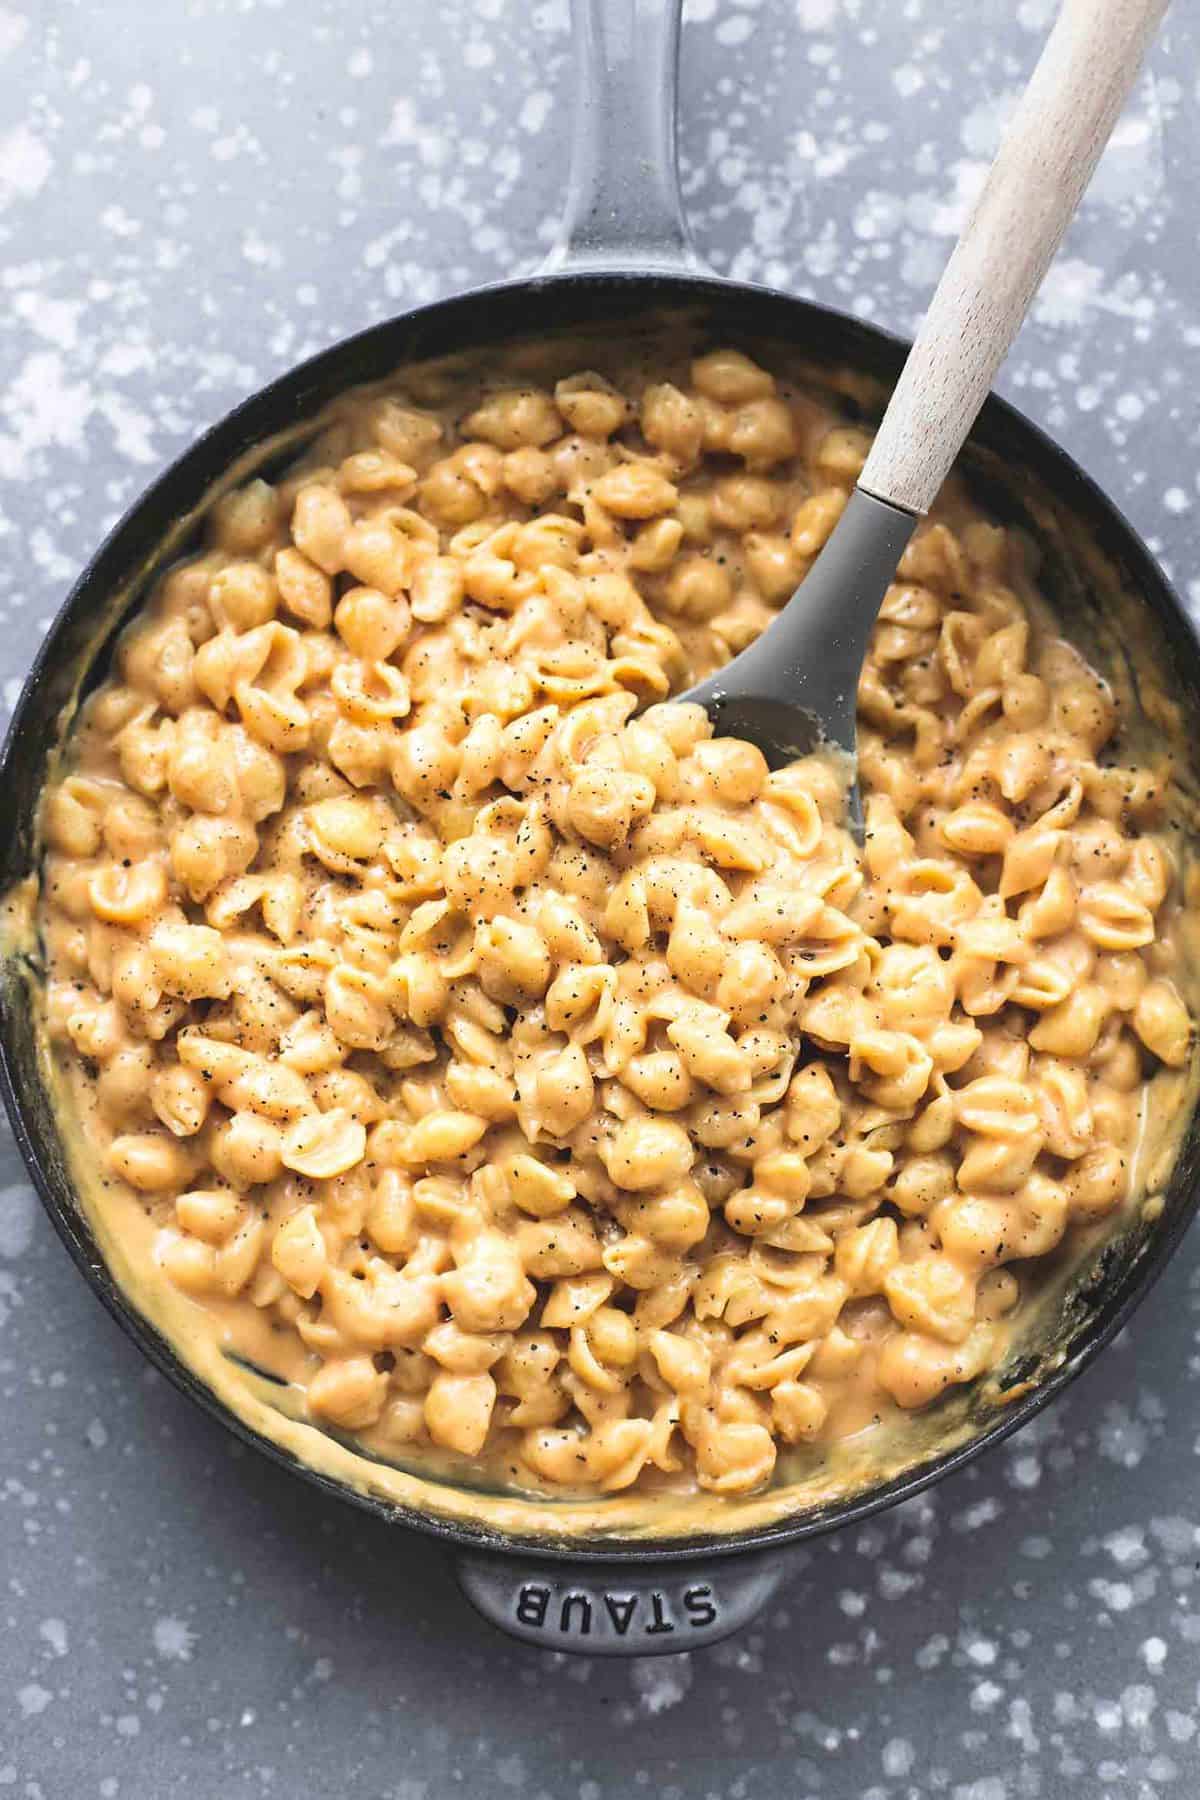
[36,345,1194,1498]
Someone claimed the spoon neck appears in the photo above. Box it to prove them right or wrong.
[751,484,917,693]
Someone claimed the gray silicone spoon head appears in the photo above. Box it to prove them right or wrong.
[681,0,1166,831]
[681,486,916,780]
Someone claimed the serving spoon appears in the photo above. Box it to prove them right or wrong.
[684,0,1168,824]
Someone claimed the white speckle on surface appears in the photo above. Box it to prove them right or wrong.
[1095,1698,1124,1733]
[971,1680,1004,1712]
[95,394,156,465]
[519,90,552,135]
[1123,1683,1158,1729]
[0,1186,34,1259]
[493,1752,525,1789]
[882,1738,913,1777]
[98,204,140,238]
[16,1683,52,1717]
[1150,1516,1197,1555]
[794,0,837,28]
[1034,257,1105,328]
[0,10,27,58]
[953,1780,1008,1800]
[0,124,51,210]
[1103,1526,1148,1567]
[1097,1402,1149,1468]
[11,291,83,350]
[152,1616,195,1662]
[38,1620,67,1658]
[1090,109,1162,209]
[1008,1696,1039,1755]
[853,190,904,241]
[716,13,755,46]
[630,1653,694,1715]
[0,350,92,480]
[1090,1578,1136,1613]
[241,230,282,270]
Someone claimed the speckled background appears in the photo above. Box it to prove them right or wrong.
[3,1,1200,1795]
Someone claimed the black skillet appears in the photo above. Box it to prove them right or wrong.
[2,0,1199,1656]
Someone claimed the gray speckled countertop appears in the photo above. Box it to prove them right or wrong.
[3,2,1200,1795]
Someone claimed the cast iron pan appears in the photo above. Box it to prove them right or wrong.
[2,0,1198,1655]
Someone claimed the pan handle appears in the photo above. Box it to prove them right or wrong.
[453,1546,792,1656]
[544,0,701,274]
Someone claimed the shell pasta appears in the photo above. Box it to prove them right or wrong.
[37,343,1194,1499]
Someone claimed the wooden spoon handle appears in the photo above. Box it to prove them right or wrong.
[858,0,1167,517]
